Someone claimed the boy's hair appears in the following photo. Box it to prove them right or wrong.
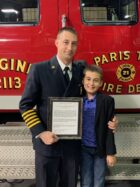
[83,65,103,80]
[57,27,77,37]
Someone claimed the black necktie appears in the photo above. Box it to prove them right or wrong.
[64,66,70,85]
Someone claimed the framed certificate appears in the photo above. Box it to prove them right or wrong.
[47,97,83,139]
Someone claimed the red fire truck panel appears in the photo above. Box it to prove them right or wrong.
[0,0,139,110]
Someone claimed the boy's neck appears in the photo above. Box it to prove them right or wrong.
[87,93,96,100]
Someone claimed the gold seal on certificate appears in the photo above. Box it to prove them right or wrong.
[47,97,83,139]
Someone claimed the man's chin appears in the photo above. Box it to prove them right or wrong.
[65,56,73,62]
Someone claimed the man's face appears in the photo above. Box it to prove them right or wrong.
[55,31,78,65]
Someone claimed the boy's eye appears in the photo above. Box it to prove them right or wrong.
[94,79,99,82]
[86,77,91,81]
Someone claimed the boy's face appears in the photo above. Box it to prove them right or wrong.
[83,71,103,97]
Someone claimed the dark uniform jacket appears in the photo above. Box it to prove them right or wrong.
[19,56,84,156]
[92,92,116,156]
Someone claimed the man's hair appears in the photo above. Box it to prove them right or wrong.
[83,65,103,80]
[57,27,77,37]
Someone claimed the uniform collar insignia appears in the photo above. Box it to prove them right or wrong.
[51,65,55,69]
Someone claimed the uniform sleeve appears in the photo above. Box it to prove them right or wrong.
[106,97,117,155]
[19,64,46,137]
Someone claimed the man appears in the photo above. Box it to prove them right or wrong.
[19,27,117,187]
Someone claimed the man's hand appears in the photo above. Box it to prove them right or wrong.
[38,131,59,145]
[108,116,118,133]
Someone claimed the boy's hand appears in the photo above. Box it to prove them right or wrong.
[106,155,117,167]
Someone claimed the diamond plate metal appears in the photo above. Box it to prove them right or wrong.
[107,114,140,180]
[0,123,35,179]
[0,115,140,180]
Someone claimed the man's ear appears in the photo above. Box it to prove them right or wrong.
[55,39,58,48]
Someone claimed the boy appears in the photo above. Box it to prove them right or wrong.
[81,65,116,187]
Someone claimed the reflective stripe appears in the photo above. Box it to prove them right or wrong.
[22,109,41,128]
[28,120,41,128]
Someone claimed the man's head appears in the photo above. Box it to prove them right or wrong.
[55,27,78,65]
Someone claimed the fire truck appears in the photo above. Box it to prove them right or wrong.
[0,0,140,181]
[0,0,140,114]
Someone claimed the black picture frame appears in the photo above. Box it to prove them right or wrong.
[47,97,83,139]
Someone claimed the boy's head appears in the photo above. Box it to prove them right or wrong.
[82,65,103,97]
